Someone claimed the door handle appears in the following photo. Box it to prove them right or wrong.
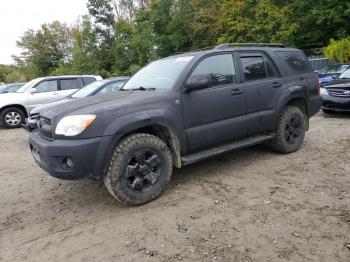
[231,87,243,96]
[52,92,59,95]
[272,82,282,88]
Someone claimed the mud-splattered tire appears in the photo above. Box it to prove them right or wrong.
[269,106,306,154]
[104,133,173,206]
[0,107,25,128]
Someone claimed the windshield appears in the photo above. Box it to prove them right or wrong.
[339,69,350,79]
[122,56,194,90]
[319,64,348,74]
[16,78,42,93]
[71,80,106,98]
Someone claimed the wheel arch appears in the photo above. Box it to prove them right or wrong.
[117,124,182,168]
[276,87,310,130]
[0,104,28,118]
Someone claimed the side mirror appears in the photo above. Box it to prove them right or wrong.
[185,74,212,92]
[30,88,37,94]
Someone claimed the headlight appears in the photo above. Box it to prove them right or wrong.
[320,88,329,96]
[55,115,96,136]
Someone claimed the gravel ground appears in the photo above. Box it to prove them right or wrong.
[0,112,349,262]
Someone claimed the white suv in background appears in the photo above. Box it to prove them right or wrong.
[0,75,102,128]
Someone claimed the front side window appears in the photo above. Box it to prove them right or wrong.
[34,80,58,93]
[60,79,79,90]
[190,54,236,88]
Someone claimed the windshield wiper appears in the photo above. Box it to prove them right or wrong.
[130,86,156,91]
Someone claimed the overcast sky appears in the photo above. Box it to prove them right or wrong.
[0,0,88,65]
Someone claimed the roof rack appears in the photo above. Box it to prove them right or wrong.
[214,43,285,49]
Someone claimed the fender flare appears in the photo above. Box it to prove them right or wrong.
[103,109,185,168]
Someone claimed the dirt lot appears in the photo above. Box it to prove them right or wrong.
[0,113,349,262]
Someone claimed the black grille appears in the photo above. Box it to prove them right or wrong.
[329,89,350,98]
[38,116,53,139]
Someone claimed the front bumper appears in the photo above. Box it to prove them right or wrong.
[29,131,117,180]
[321,95,350,112]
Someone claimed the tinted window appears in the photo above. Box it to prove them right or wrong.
[97,80,127,95]
[191,54,236,87]
[60,79,79,90]
[276,51,313,73]
[240,57,267,81]
[82,77,97,85]
[35,80,58,93]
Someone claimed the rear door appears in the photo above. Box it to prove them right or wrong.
[59,78,81,97]
[182,53,247,153]
[237,52,285,136]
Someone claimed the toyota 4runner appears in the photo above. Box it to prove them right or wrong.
[29,43,322,205]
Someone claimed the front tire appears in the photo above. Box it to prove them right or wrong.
[0,107,25,128]
[269,106,306,154]
[104,133,173,206]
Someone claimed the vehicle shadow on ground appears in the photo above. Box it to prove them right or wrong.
[321,111,350,119]
[50,144,272,210]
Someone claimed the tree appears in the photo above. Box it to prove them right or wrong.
[15,21,73,78]
[218,0,298,45]
[323,38,350,63]
[291,0,350,49]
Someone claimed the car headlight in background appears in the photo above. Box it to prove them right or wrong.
[320,88,329,96]
[55,115,96,136]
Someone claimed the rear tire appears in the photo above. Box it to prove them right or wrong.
[0,107,25,128]
[104,133,173,206]
[268,106,306,154]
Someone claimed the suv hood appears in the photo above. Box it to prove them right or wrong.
[40,90,173,121]
[324,80,350,90]
[30,97,74,115]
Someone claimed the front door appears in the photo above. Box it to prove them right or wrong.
[182,53,247,153]
[27,80,61,111]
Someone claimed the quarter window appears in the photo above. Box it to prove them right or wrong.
[60,79,79,90]
[275,51,313,73]
[34,80,58,93]
[190,54,236,88]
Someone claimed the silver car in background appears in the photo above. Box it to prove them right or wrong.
[0,75,102,128]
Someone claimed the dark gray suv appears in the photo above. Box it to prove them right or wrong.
[29,43,322,205]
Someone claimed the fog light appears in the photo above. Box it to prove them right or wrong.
[62,158,74,169]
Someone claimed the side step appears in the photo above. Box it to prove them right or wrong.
[181,133,275,166]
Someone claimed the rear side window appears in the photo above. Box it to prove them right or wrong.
[276,51,313,74]
[240,57,268,81]
[60,79,79,90]
[190,54,236,88]
[82,77,97,86]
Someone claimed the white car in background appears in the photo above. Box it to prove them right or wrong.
[0,75,102,128]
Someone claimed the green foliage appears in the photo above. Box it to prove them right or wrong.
[218,0,298,45]
[323,38,350,63]
[15,21,73,78]
[0,65,26,83]
[6,0,350,82]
